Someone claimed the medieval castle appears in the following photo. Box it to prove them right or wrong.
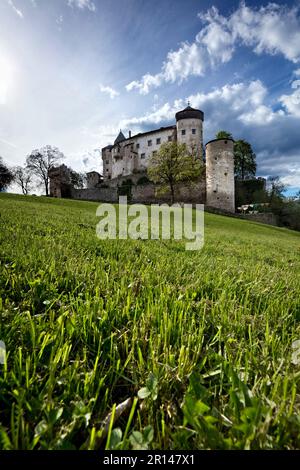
[50,105,236,212]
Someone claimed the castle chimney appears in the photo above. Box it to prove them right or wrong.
[129,130,131,138]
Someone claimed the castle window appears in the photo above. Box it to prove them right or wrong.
[156,138,161,145]
[106,169,109,172]
[168,136,172,142]
[148,140,152,146]
[106,160,109,164]
[141,153,145,159]
[192,129,196,134]
[181,130,186,136]
[224,172,228,176]
[131,144,134,151]
[136,143,140,149]
[152,151,157,156]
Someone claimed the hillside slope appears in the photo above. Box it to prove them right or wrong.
[0,193,300,450]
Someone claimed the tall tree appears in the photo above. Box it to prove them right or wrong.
[0,157,14,192]
[147,142,203,204]
[215,130,233,139]
[26,145,64,196]
[13,166,33,195]
[234,140,256,180]
[267,176,286,202]
[69,170,86,189]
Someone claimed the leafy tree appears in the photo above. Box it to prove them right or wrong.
[0,157,14,192]
[234,140,256,180]
[215,130,233,139]
[13,166,33,195]
[69,170,86,189]
[147,142,203,204]
[26,145,64,196]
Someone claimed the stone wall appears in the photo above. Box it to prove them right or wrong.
[131,179,206,204]
[240,213,278,226]
[71,187,118,202]
[70,173,206,205]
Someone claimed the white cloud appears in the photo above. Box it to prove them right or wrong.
[280,79,300,117]
[163,42,207,83]
[281,168,300,188]
[126,2,300,94]
[196,6,235,64]
[67,0,96,12]
[126,73,164,95]
[239,105,284,125]
[121,102,175,129]
[99,84,119,99]
[229,2,300,63]
[7,0,23,18]
[123,80,278,129]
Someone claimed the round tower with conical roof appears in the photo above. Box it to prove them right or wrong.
[175,105,204,159]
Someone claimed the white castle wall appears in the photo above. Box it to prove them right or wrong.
[106,128,176,180]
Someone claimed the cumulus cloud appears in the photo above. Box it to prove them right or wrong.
[126,73,164,95]
[280,72,300,117]
[281,168,300,188]
[67,0,96,12]
[99,84,120,99]
[121,78,300,186]
[126,2,300,94]
[7,0,23,18]
[123,80,278,130]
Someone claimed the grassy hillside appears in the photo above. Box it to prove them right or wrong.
[0,193,300,450]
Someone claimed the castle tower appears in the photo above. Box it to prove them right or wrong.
[175,105,204,159]
[205,138,235,212]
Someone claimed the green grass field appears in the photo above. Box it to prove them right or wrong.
[1,193,300,450]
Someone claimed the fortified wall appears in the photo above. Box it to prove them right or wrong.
[71,171,206,205]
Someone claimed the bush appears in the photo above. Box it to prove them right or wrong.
[274,201,300,231]
[137,176,150,185]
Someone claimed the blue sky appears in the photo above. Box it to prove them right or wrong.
[1,0,300,195]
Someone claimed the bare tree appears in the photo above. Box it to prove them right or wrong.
[26,145,64,196]
[13,166,33,195]
[267,176,286,202]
